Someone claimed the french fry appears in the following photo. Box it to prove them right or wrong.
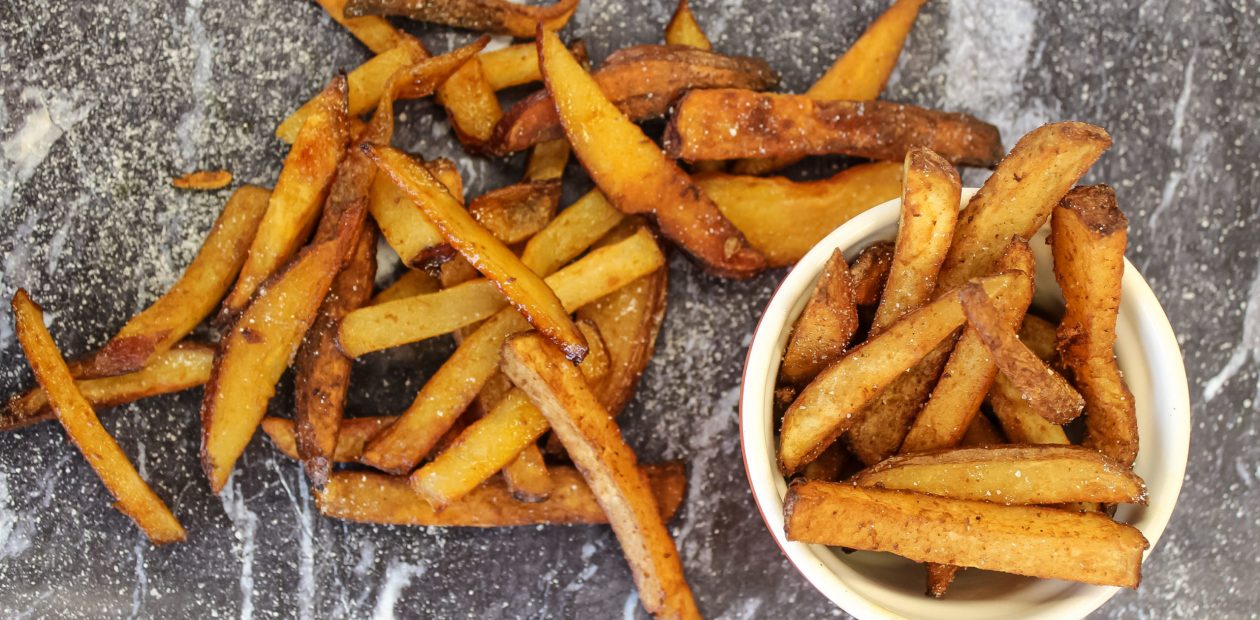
[493,44,778,154]
[695,161,903,267]
[501,445,554,502]
[3,343,214,432]
[841,361,940,466]
[664,90,1004,168]
[801,444,848,482]
[262,415,396,462]
[436,57,503,147]
[317,462,686,527]
[366,144,587,360]
[171,169,232,190]
[780,250,858,386]
[735,0,927,175]
[960,414,1004,446]
[1052,185,1138,466]
[371,157,465,269]
[468,180,561,244]
[524,139,571,181]
[223,77,349,317]
[343,0,579,38]
[502,332,700,619]
[783,481,1148,588]
[73,186,270,377]
[314,0,408,54]
[370,269,439,305]
[539,29,765,278]
[850,445,1147,505]
[988,377,1073,445]
[12,290,185,544]
[480,43,542,91]
[518,189,625,276]
[848,241,894,306]
[362,37,490,147]
[665,0,712,51]
[961,284,1085,424]
[1020,315,1059,362]
[358,229,666,474]
[780,272,1020,474]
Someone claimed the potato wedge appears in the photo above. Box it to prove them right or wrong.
[493,44,778,154]
[962,284,1084,424]
[344,0,578,38]
[366,144,587,360]
[502,332,700,619]
[664,90,1003,168]
[850,445,1147,505]
[171,169,232,190]
[960,414,1003,446]
[314,0,407,54]
[371,157,464,269]
[1052,185,1138,466]
[3,342,214,432]
[695,162,903,267]
[665,0,712,50]
[73,186,269,377]
[358,228,666,474]
[780,272,1020,474]
[468,179,561,244]
[317,462,685,527]
[848,241,894,306]
[12,290,185,544]
[801,444,849,482]
[734,0,927,175]
[539,30,764,279]
[842,362,941,466]
[223,77,349,317]
[780,250,858,386]
[783,480,1148,588]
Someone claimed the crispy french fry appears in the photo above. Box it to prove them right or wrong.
[468,180,561,244]
[493,44,778,154]
[262,415,396,462]
[371,269,439,305]
[317,462,686,527]
[539,30,764,278]
[436,57,503,146]
[73,186,269,377]
[502,332,700,619]
[501,445,553,502]
[735,0,926,175]
[519,189,625,276]
[480,43,541,91]
[524,139,571,181]
[664,90,1004,168]
[850,445,1147,505]
[665,0,712,50]
[784,481,1148,588]
[171,169,232,190]
[344,0,579,38]
[848,241,894,306]
[988,378,1072,445]
[314,0,408,54]
[780,250,857,386]
[1020,315,1059,362]
[695,162,903,267]
[960,414,1003,446]
[3,343,214,432]
[1052,185,1138,466]
[801,444,849,482]
[12,290,185,544]
[363,37,490,147]
[842,361,940,466]
[371,157,465,269]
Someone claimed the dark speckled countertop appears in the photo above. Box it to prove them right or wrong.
[1,0,1257,618]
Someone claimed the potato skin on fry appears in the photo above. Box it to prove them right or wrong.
[780,250,858,386]
[848,241,895,306]
[344,0,579,38]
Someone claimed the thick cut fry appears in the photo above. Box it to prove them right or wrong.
[1021,315,1059,362]
[436,57,503,146]
[937,122,1112,291]
[665,0,712,50]
[962,285,1084,424]
[262,416,395,462]
[74,186,270,377]
[315,0,407,54]
[318,463,685,527]
[502,442,553,502]
[695,162,903,266]
[664,90,1004,168]
[539,30,764,279]
[371,157,465,268]
[1052,185,1137,466]
[371,269,439,305]
[359,229,666,473]
[3,343,214,432]
[172,169,232,190]
[850,445,1147,505]
[366,144,587,360]
[780,273,1019,474]
[362,37,490,147]
[480,43,541,91]
[344,0,579,38]
[468,180,561,244]
[960,415,1003,446]
[780,250,858,386]
[842,366,940,466]
[848,241,894,306]
[784,481,1148,587]
[518,189,625,276]
[224,78,348,317]
[735,0,927,175]
[201,206,365,493]
[988,377,1072,445]
[493,44,778,154]
[524,139,571,181]
[502,333,700,619]
[12,290,185,544]
[801,444,848,482]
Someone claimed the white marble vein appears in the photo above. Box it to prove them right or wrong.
[220,477,259,620]
[371,559,425,620]
[1204,259,1260,402]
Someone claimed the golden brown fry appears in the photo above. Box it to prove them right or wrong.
[784,481,1148,588]
[468,180,561,244]
[318,463,686,527]
[665,0,712,50]
[960,414,1003,446]
[344,0,579,38]
[262,415,396,462]
[518,189,625,276]
[735,0,927,175]
[436,57,503,146]
[695,162,903,267]
[988,377,1072,445]
[850,445,1147,505]
[480,43,541,91]
[74,186,270,377]
[171,169,232,190]
[501,442,553,502]
[664,90,1004,168]
[780,250,857,386]
[12,290,185,544]
[842,363,940,466]
[539,30,764,279]
[1052,185,1137,466]
[371,157,465,269]
[493,44,778,154]
[848,241,894,306]
[364,38,490,147]
[801,444,849,482]
[371,269,439,305]
[1020,315,1059,363]
[502,333,700,619]
[314,0,408,54]
[3,343,214,432]
[524,139,571,181]
[961,284,1085,424]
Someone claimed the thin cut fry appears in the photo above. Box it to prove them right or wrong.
[780,250,858,386]
[665,0,712,50]
[344,0,579,38]
[314,0,408,54]
[261,416,395,462]
[172,169,232,190]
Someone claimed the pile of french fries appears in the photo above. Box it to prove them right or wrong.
[2,0,1141,613]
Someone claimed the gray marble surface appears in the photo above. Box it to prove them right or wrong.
[0,0,1257,618]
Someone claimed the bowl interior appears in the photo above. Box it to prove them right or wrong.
[739,190,1191,620]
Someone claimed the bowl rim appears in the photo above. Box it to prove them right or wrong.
[738,190,1191,620]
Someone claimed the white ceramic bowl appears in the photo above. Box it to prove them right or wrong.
[739,189,1191,620]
